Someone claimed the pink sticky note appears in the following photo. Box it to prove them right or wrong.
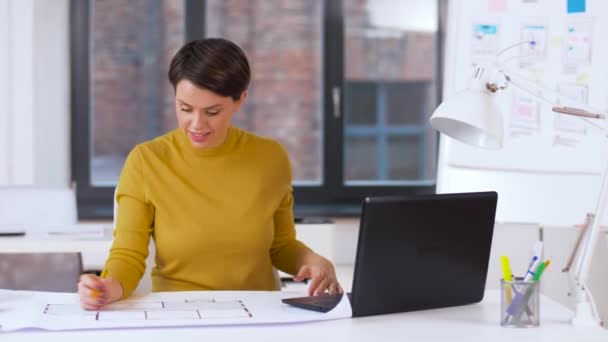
[488,0,508,12]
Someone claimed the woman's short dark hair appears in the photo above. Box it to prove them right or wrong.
[168,38,251,101]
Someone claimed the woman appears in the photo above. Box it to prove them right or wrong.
[78,38,342,310]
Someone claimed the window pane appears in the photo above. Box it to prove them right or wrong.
[386,82,433,125]
[345,136,378,181]
[344,0,438,185]
[90,0,185,186]
[388,135,423,180]
[345,83,377,125]
[206,0,324,185]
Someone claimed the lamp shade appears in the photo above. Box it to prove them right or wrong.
[430,87,504,149]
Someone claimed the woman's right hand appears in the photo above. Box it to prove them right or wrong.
[78,274,124,310]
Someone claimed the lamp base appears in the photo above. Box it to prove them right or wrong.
[571,289,603,328]
[572,301,599,327]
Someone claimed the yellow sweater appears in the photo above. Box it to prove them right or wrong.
[102,127,311,297]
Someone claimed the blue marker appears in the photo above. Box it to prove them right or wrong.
[523,256,540,281]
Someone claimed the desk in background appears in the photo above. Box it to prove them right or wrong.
[0,222,358,293]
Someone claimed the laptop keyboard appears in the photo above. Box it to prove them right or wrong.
[282,293,351,313]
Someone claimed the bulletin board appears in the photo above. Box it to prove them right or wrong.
[444,0,608,174]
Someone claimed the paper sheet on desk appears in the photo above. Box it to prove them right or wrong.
[0,290,352,331]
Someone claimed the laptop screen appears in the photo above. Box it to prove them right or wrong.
[350,191,498,317]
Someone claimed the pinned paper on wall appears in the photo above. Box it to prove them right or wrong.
[567,0,586,14]
[519,21,548,66]
[553,83,589,147]
[563,19,594,72]
[556,83,589,107]
[488,0,507,12]
[510,89,541,138]
[471,22,500,59]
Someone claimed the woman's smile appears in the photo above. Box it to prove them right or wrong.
[189,130,212,143]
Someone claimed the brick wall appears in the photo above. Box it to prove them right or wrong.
[91,0,434,182]
[92,0,184,156]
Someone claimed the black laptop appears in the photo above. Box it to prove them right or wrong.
[282,191,498,317]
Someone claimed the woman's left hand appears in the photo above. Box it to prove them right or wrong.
[293,255,343,296]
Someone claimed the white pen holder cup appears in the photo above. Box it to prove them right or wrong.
[500,277,540,328]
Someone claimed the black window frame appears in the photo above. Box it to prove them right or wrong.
[71,0,444,219]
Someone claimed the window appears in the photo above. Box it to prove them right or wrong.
[89,0,186,186]
[345,81,435,183]
[71,0,444,219]
[343,0,439,186]
[205,0,324,184]
[71,0,203,217]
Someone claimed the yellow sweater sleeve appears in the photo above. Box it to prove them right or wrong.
[102,146,155,298]
[270,190,311,275]
[269,145,311,275]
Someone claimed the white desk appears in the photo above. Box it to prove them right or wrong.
[2,227,607,340]
[1,231,608,340]
[1,290,606,341]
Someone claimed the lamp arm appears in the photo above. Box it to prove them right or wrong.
[578,157,608,281]
[496,40,535,62]
[499,69,607,130]
[569,148,608,327]
[562,213,593,273]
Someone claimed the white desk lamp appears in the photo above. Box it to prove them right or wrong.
[429,42,608,328]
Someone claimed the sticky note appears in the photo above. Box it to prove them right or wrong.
[567,0,586,13]
[550,36,563,48]
[576,73,589,83]
[488,0,507,12]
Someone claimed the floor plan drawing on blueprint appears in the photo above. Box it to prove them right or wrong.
[43,299,253,321]
[0,290,352,331]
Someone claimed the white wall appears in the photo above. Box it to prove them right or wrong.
[0,1,8,184]
[0,0,70,187]
[367,0,437,32]
[437,147,602,226]
[0,0,34,185]
[33,0,71,186]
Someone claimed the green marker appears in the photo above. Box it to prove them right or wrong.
[533,260,549,281]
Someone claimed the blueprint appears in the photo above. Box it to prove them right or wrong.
[0,290,352,331]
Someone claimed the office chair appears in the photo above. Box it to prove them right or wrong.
[0,252,82,292]
[113,189,283,292]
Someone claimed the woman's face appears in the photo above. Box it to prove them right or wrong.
[175,79,247,149]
